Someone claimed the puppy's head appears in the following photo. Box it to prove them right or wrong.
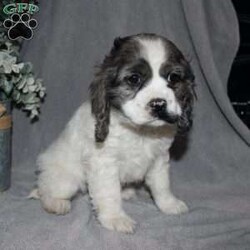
[90,33,196,142]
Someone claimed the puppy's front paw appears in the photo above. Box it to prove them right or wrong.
[99,213,136,233]
[157,198,188,215]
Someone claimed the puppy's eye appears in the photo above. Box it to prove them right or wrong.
[167,72,181,83]
[127,73,142,85]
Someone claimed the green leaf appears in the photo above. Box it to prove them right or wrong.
[28,85,37,92]
[26,76,35,86]
[31,109,39,117]
[17,77,27,90]
[0,78,13,95]
[20,62,33,74]
[11,62,24,73]
[11,74,22,83]
[39,90,46,98]
[22,84,29,93]
[21,93,40,104]
[12,89,21,103]
[23,104,35,111]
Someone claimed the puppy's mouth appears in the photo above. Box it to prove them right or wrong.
[157,113,179,124]
[120,106,178,126]
[151,109,179,124]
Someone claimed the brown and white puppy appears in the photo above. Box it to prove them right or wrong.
[31,33,196,233]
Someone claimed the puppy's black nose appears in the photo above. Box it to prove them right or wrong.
[148,98,167,112]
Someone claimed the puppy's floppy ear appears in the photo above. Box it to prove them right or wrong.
[90,37,125,142]
[177,77,196,134]
[90,69,111,143]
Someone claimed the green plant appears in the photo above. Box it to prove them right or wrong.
[0,1,45,119]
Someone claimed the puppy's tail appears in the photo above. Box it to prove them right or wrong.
[27,188,40,199]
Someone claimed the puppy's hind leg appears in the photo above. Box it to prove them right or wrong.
[38,165,81,215]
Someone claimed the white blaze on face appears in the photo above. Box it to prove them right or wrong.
[122,37,181,126]
[139,38,166,77]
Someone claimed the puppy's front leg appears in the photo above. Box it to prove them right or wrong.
[88,156,136,233]
[146,154,188,215]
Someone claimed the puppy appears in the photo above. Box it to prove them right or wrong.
[31,33,196,233]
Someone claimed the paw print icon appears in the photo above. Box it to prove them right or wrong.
[3,13,37,40]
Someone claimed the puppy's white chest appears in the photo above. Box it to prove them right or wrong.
[116,133,161,184]
[105,115,175,184]
[119,150,152,183]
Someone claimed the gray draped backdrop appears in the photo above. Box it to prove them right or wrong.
[1,1,250,249]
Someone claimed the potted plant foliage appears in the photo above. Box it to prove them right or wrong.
[0,3,45,191]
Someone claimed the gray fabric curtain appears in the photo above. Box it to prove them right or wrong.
[1,1,250,249]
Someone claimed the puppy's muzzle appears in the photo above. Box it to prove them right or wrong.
[148,98,178,124]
